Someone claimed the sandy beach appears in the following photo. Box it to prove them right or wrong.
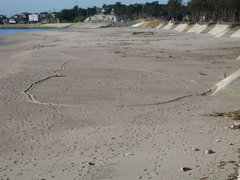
[1,26,240,180]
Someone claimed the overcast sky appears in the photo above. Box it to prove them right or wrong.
[1,0,188,17]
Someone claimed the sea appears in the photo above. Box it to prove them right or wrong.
[0,29,56,34]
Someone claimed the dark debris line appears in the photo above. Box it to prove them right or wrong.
[24,57,69,102]
[117,89,212,107]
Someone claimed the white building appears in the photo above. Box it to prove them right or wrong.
[29,14,40,22]
[9,18,16,24]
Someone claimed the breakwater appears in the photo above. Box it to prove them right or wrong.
[133,21,240,38]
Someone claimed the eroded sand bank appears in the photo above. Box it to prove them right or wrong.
[1,27,240,180]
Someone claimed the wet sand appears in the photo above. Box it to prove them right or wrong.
[0,23,72,29]
[0,22,111,29]
[1,27,240,180]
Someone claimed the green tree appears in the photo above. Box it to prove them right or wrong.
[87,7,96,16]
[114,2,127,16]
[167,0,183,20]
[187,0,240,22]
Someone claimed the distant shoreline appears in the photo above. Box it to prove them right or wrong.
[0,23,73,29]
[0,22,115,29]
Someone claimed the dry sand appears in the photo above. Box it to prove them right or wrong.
[40,23,73,28]
[1,26,240,180]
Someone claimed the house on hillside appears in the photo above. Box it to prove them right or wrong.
[0,15,7,24]
[0,15,6,20]
[7,14,20,24]
[101,8,112,15]
[40,12,49,18]
[50,13,56,19]
[20,13,29,19]
[9,18,17,24]
[96,8,101,14]
[116,15,129,22]
[20,12,30,23]
[29,14,41,22]
[8,14,27,24]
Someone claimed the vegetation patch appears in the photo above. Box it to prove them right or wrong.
[138,21,161,28]
[132,31,154,36]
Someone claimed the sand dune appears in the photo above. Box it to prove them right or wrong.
[138,21,161,28]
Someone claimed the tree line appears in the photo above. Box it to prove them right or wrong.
[102,2,168,20]
[187,0,240,22]
[57,5,96,22]
[56,0,240,23]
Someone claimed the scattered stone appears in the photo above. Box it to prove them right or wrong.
[124,153,134,157]
[229,143,233,146]
[200,177,209,180]
[192,148,200,151]
[87,162,95,166]
[180,167,192,172]
[228,163,239,180]
[229,122,240,129]
[210,110,240,120]
[216,139,221,142]
[199,72,207,76]
[205,149,215,154]
[84,14,116,23]
[218,160,235,168]
[227,160,236,163]
[218,161,227,168]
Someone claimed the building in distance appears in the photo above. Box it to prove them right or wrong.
[29,14,41,22]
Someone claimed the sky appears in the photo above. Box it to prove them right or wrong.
[0,0,188,17]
